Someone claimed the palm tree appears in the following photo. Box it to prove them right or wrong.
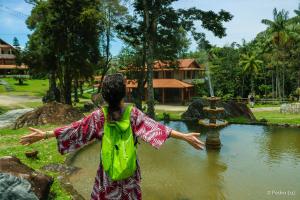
[261,8,290,99]
[239,53,263,94]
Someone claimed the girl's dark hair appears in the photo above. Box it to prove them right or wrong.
[101,73,126,121]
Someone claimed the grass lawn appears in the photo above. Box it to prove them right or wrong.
[0,85,6,93]
[0,125,71,199]
[254,110,300,124]
[156,110,182,120]
[1,78,49,97]
[250,103,280,108]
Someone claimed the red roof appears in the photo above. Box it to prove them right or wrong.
[126,79,193,89]
[153,59,202,70]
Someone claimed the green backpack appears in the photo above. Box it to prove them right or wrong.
[101,105,137,181]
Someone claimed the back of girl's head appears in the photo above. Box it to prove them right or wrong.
[101,73,126,121]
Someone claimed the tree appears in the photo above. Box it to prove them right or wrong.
[262,8,290,99]
[97,0,127,93]
[12,37,25,85]
[239,53,263,94]
[25,0,101,105]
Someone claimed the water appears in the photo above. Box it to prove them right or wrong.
[68,122,300,200]
[206,65,214,97]
[0,108,33,129]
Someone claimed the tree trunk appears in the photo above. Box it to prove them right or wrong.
[79,81,83,97]
[272,70,274,99]
[62,67,72,105]
[97,8,112,94]
[143,0,155,118]
[74,78,79,103]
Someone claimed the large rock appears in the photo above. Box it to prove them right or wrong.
[181,99,256,121]
[0,156,53,200]
[14,102,84,129]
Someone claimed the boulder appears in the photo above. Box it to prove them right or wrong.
[14,102,84,129]
[0,156,53,200]
[181,99,256,121]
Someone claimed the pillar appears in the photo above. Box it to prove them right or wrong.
[162,88,165,104]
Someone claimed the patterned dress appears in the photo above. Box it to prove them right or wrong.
[54,106,172,200]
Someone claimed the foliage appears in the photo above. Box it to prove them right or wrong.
[24,0,102,105]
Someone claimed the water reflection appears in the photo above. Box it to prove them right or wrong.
[205,151,227,200]
[257,126,300,165]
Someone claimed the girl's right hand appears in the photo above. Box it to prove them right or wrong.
[20,127,46,146]
[184,132,205,150]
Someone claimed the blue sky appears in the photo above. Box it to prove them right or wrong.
[0,0,299,55]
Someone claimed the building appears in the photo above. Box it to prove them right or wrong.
[0,38,28,75]
[125,59,205,105]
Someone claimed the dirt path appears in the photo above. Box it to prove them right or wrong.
[0,95,41,107]
[155,104,188,112]
[250,107,280,112]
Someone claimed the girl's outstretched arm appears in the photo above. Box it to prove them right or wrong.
[20,109,104,154]
[169,130,205,150]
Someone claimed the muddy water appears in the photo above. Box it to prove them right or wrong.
[68,122,300,200]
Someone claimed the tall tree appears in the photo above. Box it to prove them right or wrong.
[262,8,290,99]
[239,53,263,94]
[97,0,127,93]
[25,0,101,105]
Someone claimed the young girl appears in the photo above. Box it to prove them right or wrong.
[20,73,204,200]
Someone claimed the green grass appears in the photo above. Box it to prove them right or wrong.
[0,85,6,93]
[254,110,300,125]
[250,103,280,108]
[156,110,182,120]
[0,125,71,199]
[1,78,49,97]
[0,106,10,115]
[226,116,251,124]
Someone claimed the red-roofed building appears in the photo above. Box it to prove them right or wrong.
[122,59,205,104]
[0,38,28,75]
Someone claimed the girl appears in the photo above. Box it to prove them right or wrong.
[20,73,204,200]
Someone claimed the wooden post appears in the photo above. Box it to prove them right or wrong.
[188,88,191,101]
[181,88,184,105]
[162,88,165,104]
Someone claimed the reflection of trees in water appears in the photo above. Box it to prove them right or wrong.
[205,151,228,200]
[257,126,300,163]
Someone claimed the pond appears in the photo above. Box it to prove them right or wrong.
[67,122,300,200]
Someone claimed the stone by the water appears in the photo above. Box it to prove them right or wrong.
[0,156,53,200]
[181,98,256,121]
[14,102,84,129]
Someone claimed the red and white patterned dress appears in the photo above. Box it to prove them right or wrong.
[54,107,172,200]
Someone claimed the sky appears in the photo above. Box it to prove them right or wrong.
[0,0,299,55]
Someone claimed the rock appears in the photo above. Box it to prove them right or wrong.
[42,164,79,176]
[181,98,256,121]
[0,156,53,200]
[14,102,84,129]
[259,118,268,123]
